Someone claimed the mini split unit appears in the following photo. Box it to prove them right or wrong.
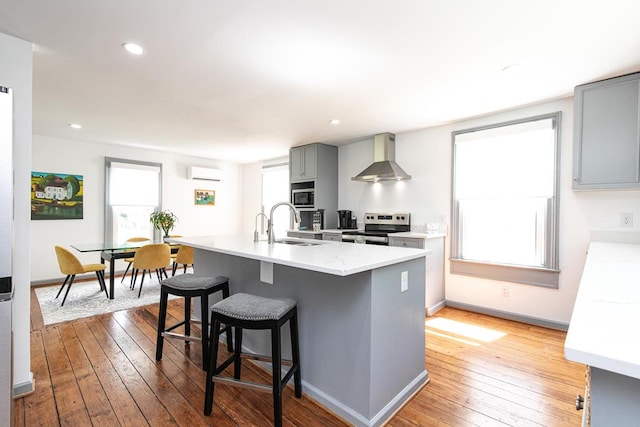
[187,166,225,182]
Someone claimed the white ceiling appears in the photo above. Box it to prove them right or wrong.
[1,1,640,163]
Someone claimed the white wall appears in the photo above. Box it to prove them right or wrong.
[0,31,33,393]
[340,97,640,325]
[241,161,263,235]
[32,135,243,282]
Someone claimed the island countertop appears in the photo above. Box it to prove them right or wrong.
[564,241,640,379]
[168,235,428,276]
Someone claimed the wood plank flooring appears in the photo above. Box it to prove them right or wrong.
[17,287,585,426]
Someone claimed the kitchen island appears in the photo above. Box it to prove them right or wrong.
[565,242,640,426]
[168,235,429,427]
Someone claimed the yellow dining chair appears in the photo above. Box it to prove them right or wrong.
[120,237,151,285]
[131,243,171,297]
[171,245,194,276]
[54,246,108,306]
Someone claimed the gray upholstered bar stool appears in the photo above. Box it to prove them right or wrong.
[204,293,302,427]
[155,274,233,370]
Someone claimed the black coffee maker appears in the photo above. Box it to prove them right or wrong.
[337,210,357,229]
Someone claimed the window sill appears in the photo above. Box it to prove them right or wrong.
[450,258,560,288]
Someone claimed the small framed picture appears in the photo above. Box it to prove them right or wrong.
[195,189,215,206]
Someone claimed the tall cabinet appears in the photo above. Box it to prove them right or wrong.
[290,143,338,229]
[573,72,640,190]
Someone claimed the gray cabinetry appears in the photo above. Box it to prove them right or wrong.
[322,231,342,242]
[573,72,640,190]
[287,231,322,240]
[389,235,445,315]
[290,144,318,181]
[290,143,338,229]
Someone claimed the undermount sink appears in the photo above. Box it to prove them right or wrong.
[275,239,324,247]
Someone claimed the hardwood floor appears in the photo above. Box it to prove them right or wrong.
[16,289,585,426]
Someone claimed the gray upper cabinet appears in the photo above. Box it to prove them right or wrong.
[289,143,339,228]
[290,144,318,181]
[573,72,640,190]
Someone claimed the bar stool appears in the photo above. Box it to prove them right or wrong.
[204,293,302,427]
[155,274,233,370]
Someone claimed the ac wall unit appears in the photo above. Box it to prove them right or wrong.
[188,166,225,182]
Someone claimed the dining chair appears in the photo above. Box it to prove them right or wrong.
[131,243,171,297]
[54,246,108,306]
[171,245,194,276]
[120,236,151,286]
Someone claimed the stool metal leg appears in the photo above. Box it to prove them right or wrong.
[204,317,221,415]
[290,311,302,398]
[156,288,168,361]
[222,285,233,352]
[200,294,209,370]
[271,322,283,427]
[233,327,243,379]
[184,296,191,338]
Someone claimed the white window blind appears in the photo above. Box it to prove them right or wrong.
[451,113,561,287]
[105,159,162,243]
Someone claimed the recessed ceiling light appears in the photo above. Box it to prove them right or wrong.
[123,42,145,55]
[69,123,82,129]
[330,119,340,125]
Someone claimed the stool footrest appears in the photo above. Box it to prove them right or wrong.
[211,376,271,393]
[162,331,202,342]
[165,321,187,333]
[240,352,293,367]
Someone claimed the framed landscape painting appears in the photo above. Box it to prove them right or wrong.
[195,189,215,206]
[31,171,84,220]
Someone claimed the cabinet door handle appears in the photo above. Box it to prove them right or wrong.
[575,394,584,411]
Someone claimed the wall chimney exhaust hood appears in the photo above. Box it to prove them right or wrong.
[351,133,412,182]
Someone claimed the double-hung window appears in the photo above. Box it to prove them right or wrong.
[105,158,162,243]
[261,162,290,236]
[451,112,561,288]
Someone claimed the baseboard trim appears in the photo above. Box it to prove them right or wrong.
[445,300,569,331]
[302,370,429,427]
[427,300,446,316]
[13,373,35,398]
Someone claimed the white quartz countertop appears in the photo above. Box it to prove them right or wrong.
[565,241,640,379]
[168,235,428,276]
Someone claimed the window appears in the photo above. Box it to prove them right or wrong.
[105,158,162,243]
[261,163,290,236]
[451,112,561,288]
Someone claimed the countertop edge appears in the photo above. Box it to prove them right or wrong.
[168,236,429,276]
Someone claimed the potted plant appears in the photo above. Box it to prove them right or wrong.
[150,210,178,238]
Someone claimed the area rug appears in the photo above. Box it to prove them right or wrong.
[36,274,181,325]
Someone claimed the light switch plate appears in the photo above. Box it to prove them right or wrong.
[260,261,274,284]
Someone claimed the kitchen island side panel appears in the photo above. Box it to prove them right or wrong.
[193,248,427,426]
[370,258,427,418]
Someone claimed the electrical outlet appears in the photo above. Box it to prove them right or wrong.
[401,271,408,292]
[621,213,634,228]
[501,285,509,297]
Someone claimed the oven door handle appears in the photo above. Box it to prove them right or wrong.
[341,234,357,242]
[364,235,388,244]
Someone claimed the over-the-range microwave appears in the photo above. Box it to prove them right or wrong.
[291,188,314,208]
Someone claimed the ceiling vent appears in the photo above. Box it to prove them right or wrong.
[187,166,225,182]
[351,133,412,182]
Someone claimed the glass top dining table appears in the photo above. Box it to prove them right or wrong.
[71,241,152,253]
[71,240,177,299]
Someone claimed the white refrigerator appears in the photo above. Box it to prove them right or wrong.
[0,85,14,426]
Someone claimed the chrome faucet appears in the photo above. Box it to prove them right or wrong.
[254,212,268,242]
[268,201,301,244]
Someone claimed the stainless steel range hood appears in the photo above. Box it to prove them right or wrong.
[351,133,412,182]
